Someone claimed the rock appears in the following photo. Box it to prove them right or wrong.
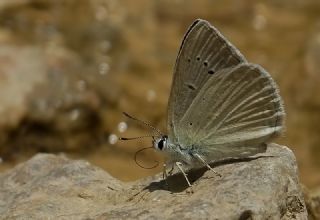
[0,43,109,157]
[0,46,46,129]
[0,0,123,157]
[304,185,320,220]
[0,143,307,219]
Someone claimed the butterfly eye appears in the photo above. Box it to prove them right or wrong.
[155,136,167,151]
[158,139,164,150]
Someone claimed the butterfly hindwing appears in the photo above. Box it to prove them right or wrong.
[178,63,284,160]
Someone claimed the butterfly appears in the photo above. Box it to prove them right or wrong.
[123,19,285,190]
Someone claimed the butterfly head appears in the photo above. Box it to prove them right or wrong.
[153,135,168,151]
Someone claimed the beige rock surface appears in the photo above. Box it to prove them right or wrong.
[0,143,307,219]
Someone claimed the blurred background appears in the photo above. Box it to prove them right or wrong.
[0,0,319,190]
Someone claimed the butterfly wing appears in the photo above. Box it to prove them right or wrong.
[167,19,247,143]
[178,63,284,160]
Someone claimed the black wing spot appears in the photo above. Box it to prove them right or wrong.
[186,83,196,90]
[187,58,191,63]
[196,56,200,61]
[208,69,215,75]
[204,61,208,66]
[189,122,193,126]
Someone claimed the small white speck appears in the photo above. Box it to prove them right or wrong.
[99,62,110,75]
[146,89,156,102]
[95,6,107,21]
[118,122,128,133]
[70,109,80,121]
[108,134,118,145]
[0,158,3,163]
[77,80,87,91]
[100,40,111,52]
[253,14,267,31]
[152,197,161,202]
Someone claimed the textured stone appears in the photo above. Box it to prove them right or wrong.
[304,186,320,220]
[0,43,107,155]
[0,143,307,219]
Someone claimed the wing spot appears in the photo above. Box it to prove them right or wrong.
[204,61,208,66]
[208,69,215,75]
[187,58,191,63]
[186,83,196,90]
[189,122,193,126]
[196,56,200,61]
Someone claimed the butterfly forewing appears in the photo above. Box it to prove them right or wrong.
[167,19,247,143]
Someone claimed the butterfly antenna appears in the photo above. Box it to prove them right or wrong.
[122,112,163,136]
[134,147,159,169]
[119,134,155,141]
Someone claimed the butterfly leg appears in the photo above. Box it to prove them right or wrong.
[163,163,175,180]
[161,163,172,190]
[175,161,193,191]
[194,153,222,177]
[168,164,175,176]
[162,163,168,179]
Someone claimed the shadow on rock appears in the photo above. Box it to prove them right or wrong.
[145,155,275,193]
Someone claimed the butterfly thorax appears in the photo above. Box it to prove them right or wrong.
[153,135,205,168]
